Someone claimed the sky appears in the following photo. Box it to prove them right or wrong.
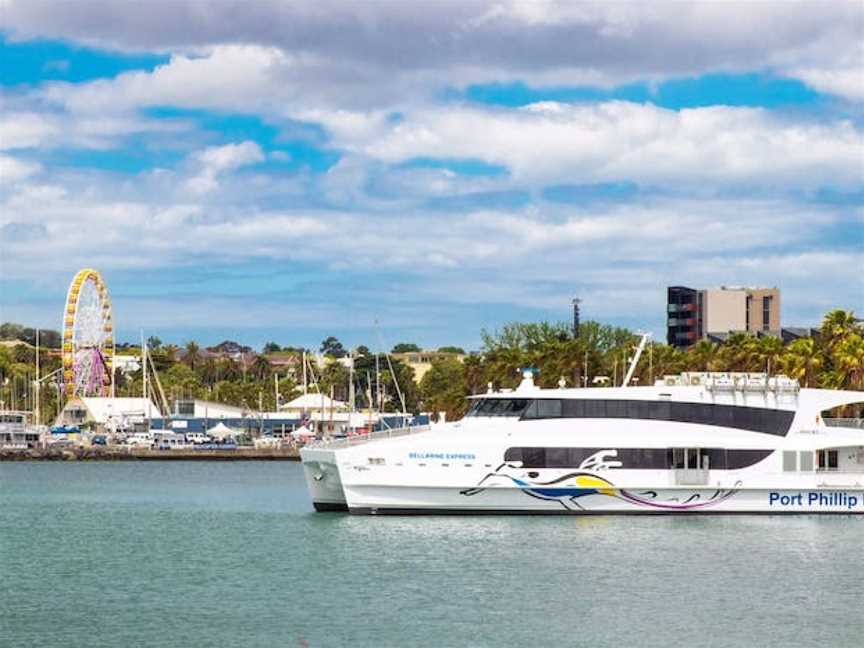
[0,0,862,351]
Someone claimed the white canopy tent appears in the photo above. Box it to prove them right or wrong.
[206,422,236,440]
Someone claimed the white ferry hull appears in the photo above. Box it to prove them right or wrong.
[341,485,864,515]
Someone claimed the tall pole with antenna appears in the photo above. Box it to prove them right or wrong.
[572,298,581,339]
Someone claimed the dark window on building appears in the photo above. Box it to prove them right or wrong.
[176,400,195,416]
[762,296,772,331]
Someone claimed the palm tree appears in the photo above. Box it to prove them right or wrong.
[821,309,860,349]
[183,341,200,370]
[251,354,272,380]
[687,340,717,372]
[830,333,864,390]
[780,338,822,387]
[755,336,784,375]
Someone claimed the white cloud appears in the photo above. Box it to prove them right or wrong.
[0,112,60,149]
[0,154,41,182]
[329,102,864,189]
[185,141,264,194]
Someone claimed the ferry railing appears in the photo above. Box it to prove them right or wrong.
[307,424,432,449]
[673,468,710,486]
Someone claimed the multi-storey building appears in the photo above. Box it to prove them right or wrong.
[667,286,780,348]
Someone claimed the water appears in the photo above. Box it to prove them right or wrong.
[1,462,862,648]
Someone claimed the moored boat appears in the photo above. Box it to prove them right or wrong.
[301,370,864,515]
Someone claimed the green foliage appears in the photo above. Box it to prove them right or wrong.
[320,336,346,358]
[0,323,62,349]
[3,309,861,423]
[420,358,469,420]
[437,346,466,354]
[391,342,421,353]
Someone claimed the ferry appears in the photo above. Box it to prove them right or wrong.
[301,365,864,515]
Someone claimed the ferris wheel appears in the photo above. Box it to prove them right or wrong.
[62,269,115,399]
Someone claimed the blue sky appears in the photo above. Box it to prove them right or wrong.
[0,2,862,351]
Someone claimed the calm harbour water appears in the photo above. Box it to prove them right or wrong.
[1,461,862,648]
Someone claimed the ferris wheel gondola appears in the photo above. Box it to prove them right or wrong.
[62,269,115,399]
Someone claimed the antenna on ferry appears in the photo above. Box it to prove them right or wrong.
[621,333,651,387]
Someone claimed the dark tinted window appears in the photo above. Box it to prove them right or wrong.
[606,400,628,418]
[562,399,585,418]
[584,400,606,418]
[505,447,772,470]
[726,449,773,469]
[521,447,546,467]
[468,398,530,417]
[524,399,563,419]
[521,398,794,435]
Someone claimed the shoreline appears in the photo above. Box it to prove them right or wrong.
[0,447,301,461]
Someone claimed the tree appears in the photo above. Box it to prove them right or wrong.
[391,342,421,353]
[780,338,822,388]
[320,336,346,358]
[318,362,351,402]
[147,336,162,350]
[262,341,282,354]
[183,341,200,369]
[251,354,272,380]
[437,346,466,354]
[420,358,468,420]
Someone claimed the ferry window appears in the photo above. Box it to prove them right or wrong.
[484,399,508,416]
[584,400,606,418]
[670,448,685,469]
[726,449,773,469]
[782,451,797,472]
[466,400,483,416]
[648,401,671,421]
[502,399,530,417]
[828,450,838,469]
[606,400,627,418]
[524,399,562,419]
[618,448,667,469]
[799,451,814,471]
[705,448,727,470]
[521,447,546,468]
[504,447,522,463]
[538,399,562,418]
[562,399,585,418]
[545,447,569,467]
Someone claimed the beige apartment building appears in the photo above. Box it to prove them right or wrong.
[667,286,780,348]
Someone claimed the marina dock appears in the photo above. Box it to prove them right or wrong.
[0,447,300,461]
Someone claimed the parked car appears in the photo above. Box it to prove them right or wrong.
[185,432,213,445]
[91,435,107,446]
[125,432,154,447]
